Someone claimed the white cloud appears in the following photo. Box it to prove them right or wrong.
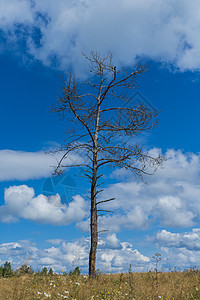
[103,234,121,250]
[155,196,195,227]
[156,229,200,251]
[98,207,149,232]
[4,148,197,231]
[0,0,33,26]
[1,0,200,71]
[2,148,200,270]
[0,242,24,255]
[2,229,200,273]
[0,185,89,225]
[46,239,64,246]
[154,228,200,269]
[77,149,200,232]
[0,235,150,273]
[0,150,81,181]
[77,207,149,234]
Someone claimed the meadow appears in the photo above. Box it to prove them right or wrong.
[1,268,200,299]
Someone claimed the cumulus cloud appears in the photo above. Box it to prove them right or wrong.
[2,148,200,270]
[1,0,200,72]
[154,228,200,269]
[0,150,81,181]
[46,239,64,246]
[0,185,89,225]
[76,149,200,232]
[4,148,199,231]
[0,235,150,273]
[77,207,149,234]
[101,234,121,250]
[2,227,200,272]
[156,229,200,251]
[0,0,33,26]
[2,230,200,272]
[155,196,195,227]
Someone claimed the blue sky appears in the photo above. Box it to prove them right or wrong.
[1,0,200,273]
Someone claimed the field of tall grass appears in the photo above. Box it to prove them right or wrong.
[1,267,200,299]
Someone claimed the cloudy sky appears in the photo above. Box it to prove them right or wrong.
[1,0,200,273]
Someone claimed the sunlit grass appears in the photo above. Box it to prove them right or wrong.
[1,269,200,299]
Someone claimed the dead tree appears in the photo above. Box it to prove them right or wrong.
[52,52,163,279]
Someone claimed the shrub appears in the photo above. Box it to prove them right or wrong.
[16,264,34,275]
[0,261,13,277]
[48,268,53,276]
[40,267,48,276]
[69,266,81,277]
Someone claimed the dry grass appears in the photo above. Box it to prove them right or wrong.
[0,269,200,299]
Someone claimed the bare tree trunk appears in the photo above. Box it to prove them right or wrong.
[89,156,98,278]
[89,94,101,278]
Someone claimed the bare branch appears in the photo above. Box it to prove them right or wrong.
[100,65,116,105]
[98,230,109,234]
[110,65,147,89]
[96,198,115,205]
[95,189,104,196]
[97,210,115,214]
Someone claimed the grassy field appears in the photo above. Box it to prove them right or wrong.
[0,269,200,299]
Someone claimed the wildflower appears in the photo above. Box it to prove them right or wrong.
[37,291,42,295]
[44,292,51,297]
[64,291,69,294]
[75,282,80,286]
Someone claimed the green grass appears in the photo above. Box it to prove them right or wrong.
[1,269,200,299]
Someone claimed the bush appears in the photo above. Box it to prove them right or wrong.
[69,266,81,277]
[48,268,53,276]
[16,264,34,275]
[0,266,4,277]
[40,267,48,276]
[0,261,13,277]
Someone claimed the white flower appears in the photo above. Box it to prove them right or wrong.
[44,292,51,297]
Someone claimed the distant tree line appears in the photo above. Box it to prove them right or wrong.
[0,261,80,277]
